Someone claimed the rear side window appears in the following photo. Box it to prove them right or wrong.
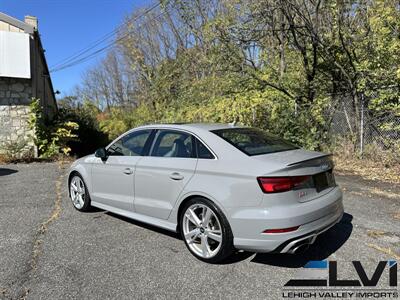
[151,130,194,158]
[196,139,215,159]
[211,128,298,156]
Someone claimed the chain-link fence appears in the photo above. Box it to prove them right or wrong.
[327,93,400,157]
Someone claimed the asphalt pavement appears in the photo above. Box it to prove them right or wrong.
[0,163,399,299]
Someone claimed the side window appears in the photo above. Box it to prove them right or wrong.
[151,130,194,158]
[196,139,215,159]
[107,139,124,156]
[107,130,151,156]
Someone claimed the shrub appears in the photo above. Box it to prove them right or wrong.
[58,99,110,156]
[0,136,34,163]
[29,99,79,159]
[95,89,328,151]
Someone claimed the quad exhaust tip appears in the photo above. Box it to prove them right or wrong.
[285,237,313,254]
[289,243,310,254]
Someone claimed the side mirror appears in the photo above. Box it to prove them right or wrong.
[95,147,108,160]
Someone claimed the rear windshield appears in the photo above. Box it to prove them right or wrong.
[211,128,299,156]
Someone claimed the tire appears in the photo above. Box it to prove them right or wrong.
[69,173,92,212]
[180,197,234,263]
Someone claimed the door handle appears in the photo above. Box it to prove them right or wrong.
[169,172,184,180]
[123,168,133,175]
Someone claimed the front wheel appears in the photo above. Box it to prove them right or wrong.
[69,174,91,212]
[180,198,234,263]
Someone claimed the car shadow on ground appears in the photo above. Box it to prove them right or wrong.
[0,168,18,176]
[104,210,353,267]
[85,207,105,213]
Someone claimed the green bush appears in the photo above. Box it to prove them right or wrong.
[29,99,79,159]
[0,135,33,162]
[97,88,328,150]
[58,99,110,156]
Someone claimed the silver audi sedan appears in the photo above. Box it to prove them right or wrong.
[68,123,344,263]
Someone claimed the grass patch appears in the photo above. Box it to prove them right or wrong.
[367,243,400,260]
[367,230,386,238]
[334,156,400,184]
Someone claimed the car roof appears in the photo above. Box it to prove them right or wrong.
[136,123,246,132]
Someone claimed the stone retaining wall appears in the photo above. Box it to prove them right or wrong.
[0,77,36,157]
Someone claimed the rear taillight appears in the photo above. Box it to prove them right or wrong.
[257,176,311,193]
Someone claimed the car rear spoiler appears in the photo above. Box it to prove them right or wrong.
[287,153,333,166]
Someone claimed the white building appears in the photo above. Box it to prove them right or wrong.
[0,12,57,156]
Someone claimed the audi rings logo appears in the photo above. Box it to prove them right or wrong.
[320,163,330,171]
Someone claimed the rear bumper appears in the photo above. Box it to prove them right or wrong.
[273,212,342,253]
[231,186,344,253]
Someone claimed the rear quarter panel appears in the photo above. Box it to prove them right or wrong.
[168,157,265,223]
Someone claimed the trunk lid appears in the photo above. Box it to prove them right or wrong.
[255,149,336,202]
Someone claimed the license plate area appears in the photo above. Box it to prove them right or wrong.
[313,170,336,193]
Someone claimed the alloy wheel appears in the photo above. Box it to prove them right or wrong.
[182,203,223,259]
[70,176,86,210]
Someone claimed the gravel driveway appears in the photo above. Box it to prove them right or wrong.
[0,162,399,299]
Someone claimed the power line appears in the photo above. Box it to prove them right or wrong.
[50,2,162,73]
[51,10,166,73]
[50,2,161,71]
[49,25,121,70]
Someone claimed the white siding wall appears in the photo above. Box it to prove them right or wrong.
[0,31,31,79]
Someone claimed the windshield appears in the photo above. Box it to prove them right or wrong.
[211,128,299,156]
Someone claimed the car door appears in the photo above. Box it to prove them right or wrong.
[91,129,153,211]
[134,129,198,219]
